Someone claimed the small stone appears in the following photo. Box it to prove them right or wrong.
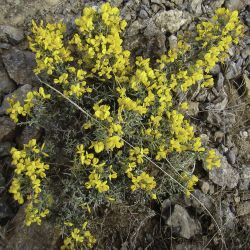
[187,101,199,117]
[214,131,224,143]
[168,35,178,50]
[215,72,224,91]
[188,0,203,15]
[209,155,239,189]
[139,9,149,19]
[190,189,213,213]
[166,204,201,239]
[243,73,250,99]
[154,10,191,33]
[2,48,37,86]
[240,131,248,139]
[224,0,250,11]
[151,4,161,13]
[201,181,210,194]
[0,25,24,44]
[225,59,243,80]
[0,116,16,142]
[239,166,250,191]
[0,84,32,115]
[210,64,221,75]
[226,149,236,165]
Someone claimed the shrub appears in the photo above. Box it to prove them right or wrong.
[7,3,243,249]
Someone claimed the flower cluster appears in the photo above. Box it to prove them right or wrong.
[204,149,221,170]
[61,222,96,250]
[7,87,51,123]
[9,139,50,225]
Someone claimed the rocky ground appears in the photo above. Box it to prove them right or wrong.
[0,0,250,249]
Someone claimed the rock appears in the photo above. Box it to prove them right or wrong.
[5,206,58,250]
[171,0,184,6]
[210,64,221,75]
[0,142,13,157]
[0,59,16,99]
[237,201,250,216]
[139,9,150,19]
[218,200,236,230]
[0,116,16,142]
[207,0,225,10]
[154,10,191,33]
[121,0,141,21]
[151,4,161,13]
[2,48,37,86]
[16,126,42,147]
[168,35,178,50]
[209,155,239,189]
[188,0,203,15]
[226,149,237,165]
[225,59,243,80]
[224,0,250,11]
[190,189,213,213]
[215,72,224,91]
[127,20,146,36]
[239,166,250,190]
[214,130,224,143]
[166,204,201,239]
[187,101,199,116]
[0,84,32,115]
[243,73,250,99]
[200,181,210,194]
[0,25,24,44]
[144,20,161,37]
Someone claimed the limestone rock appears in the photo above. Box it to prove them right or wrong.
[2,48,37,86]
[166,204,201,239]
[16,126,42,147]
[209,156,239,189]
[154,10,191,33]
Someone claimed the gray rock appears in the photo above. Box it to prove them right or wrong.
[2,48,37,86]
[243,73,250,99]
[214,131,224,143]
[207,0,225,10]
[0,116,16,142]
[210,64,221,75]
[144,20,161,37]
[5,206,58,250]
[168,35,178,50]
[0,84,32,115]
[239,166,250,190]
[215,72,224,91]
[154,10,191,33]
[139,9,149,19]
[0,141,13,157]
[188,0,203,15]
[0,59,16,99]
[0,25,24,44]
[16,126,42,147]
[218,200,236,230]
[121,0,141,21]
[187,101,199,117]
[190,189,213,213]
[209,155,239,189]
[166,204,201,239]
[225,59,243,80]
[226,149,237,165]
[127,20,146,36]
[171,0,184,6]
[224,0,250,11]
[151,4,161,13]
